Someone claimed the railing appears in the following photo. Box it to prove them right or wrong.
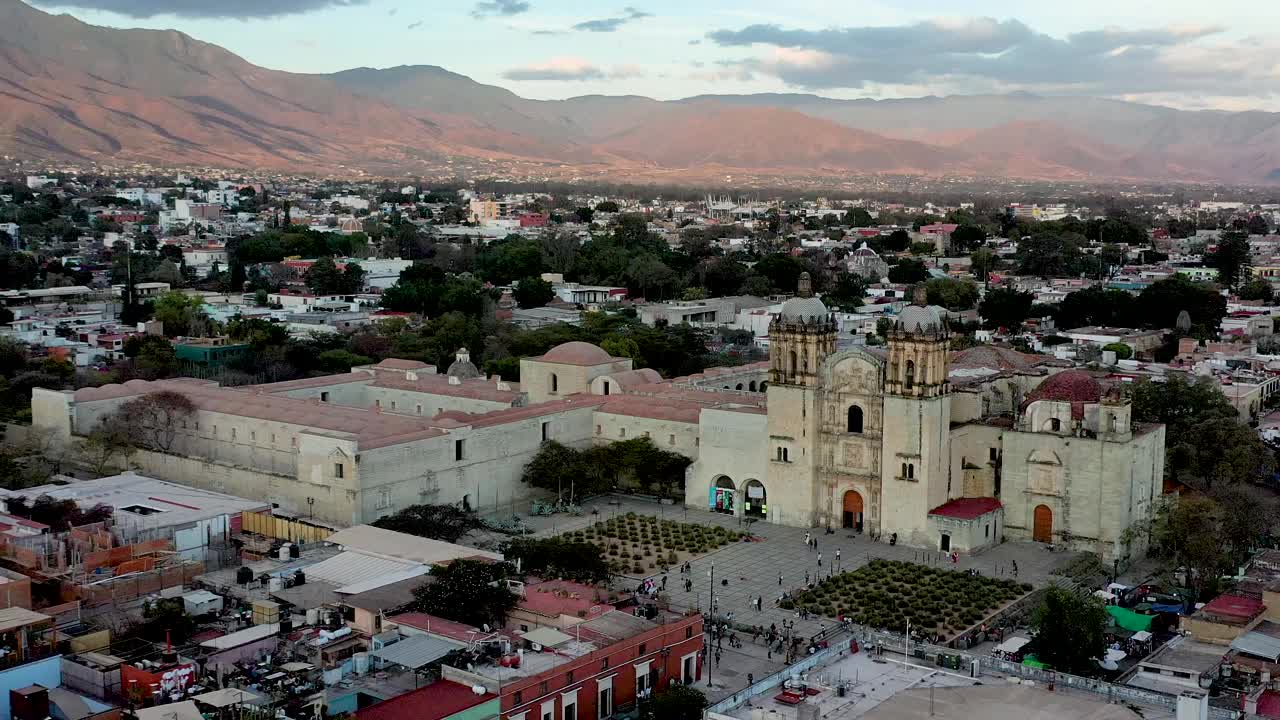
[706,627,1240,720]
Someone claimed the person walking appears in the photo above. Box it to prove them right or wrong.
[778,572,783,586]
[835,548,841,568]
[817,551,823,567]
[661,574,668,591]
[803,532,811,548]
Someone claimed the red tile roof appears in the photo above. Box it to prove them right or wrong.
[355,680,494,720]
[1254,689,1280,719]
[1020,370,1104,419]
[1202,592,1264,620]
[390,613,489,643]
[928,497,1003,520]
[518,579,615,620]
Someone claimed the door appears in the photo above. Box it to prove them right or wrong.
[598,687,612,719]
[940,533,950,552]
[683,655,696,684]
[1033,505,1053,543]
[842,491,864,531]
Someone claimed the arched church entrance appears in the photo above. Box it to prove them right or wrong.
[743,480,766,518]
[842,490,864,531]
[711,476,736,515]
[1033,504,1053,543]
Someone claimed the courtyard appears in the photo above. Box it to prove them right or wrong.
[561,512,747,576]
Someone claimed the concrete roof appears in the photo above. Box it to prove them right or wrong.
[3,472,269,530]
[301,551,424,588]
[326,525,503,565]
[0,607,50,632]
[369,634,463,670]
[863,684,1142,720]
[136,701,203,720]
[71,379,446,450]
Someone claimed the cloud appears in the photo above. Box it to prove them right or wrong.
[705,17,1279,99]
[502,57,605,81]
[573,6,651,33]
[531,28,566,36]
[471,0,529,18]
[407,20,422,29]
[502,57,646,81]
[26,0,371,18]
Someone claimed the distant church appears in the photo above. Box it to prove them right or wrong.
[685,274,1165,563]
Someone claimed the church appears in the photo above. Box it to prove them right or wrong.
[31,275,1163,564]
[684,274,1165,564]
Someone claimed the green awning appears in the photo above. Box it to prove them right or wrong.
[1022,655,1047,669]
[1107,605,1154,632]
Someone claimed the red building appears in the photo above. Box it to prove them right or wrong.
[499,611,702,720]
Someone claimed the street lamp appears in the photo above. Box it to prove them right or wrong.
[707,562,715,688]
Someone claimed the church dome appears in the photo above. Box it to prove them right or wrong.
[779,295,829,323]
[778,271,829,323]
[1020,370,1103,419]
[895,304,944,334]
[540,341,613,365]
[446,348,482,379]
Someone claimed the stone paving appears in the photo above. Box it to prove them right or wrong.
[497,495,1073,644]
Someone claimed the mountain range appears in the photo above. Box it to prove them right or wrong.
[3,0,1279,185]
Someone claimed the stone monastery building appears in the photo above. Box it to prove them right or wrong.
[33,276,1163,562]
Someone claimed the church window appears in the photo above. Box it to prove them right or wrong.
[901,462,907,478]
[847,406,864,433]
[802,352,809,373]
[789,351,797,376]
[1108,415,1117,432]
[620,428,627,438]
[905,360,915,390]
[1050,418,1061,432]
[551,373,559,393]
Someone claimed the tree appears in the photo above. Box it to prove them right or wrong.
[969,248,998,283]
[595,200,620,213]
[117,391,196,452]
[909,241,937,256]
[979,287,1034,331]
[1028,588,1108,675]
[752,254,807,294]
[1238,279,1274,302]
[372,504,481,543]
[702,257,749,297]
[340,262,366,293]
[640,684,708,720]
[152,292,209,337]
[513,276,556,308]
[1150,495,1233,598]
[227,317,289,349]
[1017,232,1086,277]
[949,225,986,253]
[83,419,133,474]
[1131,376,1274,491]
[574,207,595,224]
[738,274,772,297]
[679,287,707,301]
[410,559,517,628]
[882,229,911,252]
[317,350,373,373]
[478,237,543,285]
[1055,287,1136,330]
[304,256,344,294]
[123,335,177,378]
[1133,276,1226,339]
[843,207,874,227]
[1102,343,1133,360]
[823,272,866,312]
[1247,215,1270,236]
[925,278,978,311]
[887,259,928,284]
[1209,229,1251,290]
[502,537,610,583]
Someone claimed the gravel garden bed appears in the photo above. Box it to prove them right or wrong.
[560,512,746,575]
[782,559,1033,637]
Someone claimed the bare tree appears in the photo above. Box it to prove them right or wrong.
[117,391,196,453]
[83,420,134,475]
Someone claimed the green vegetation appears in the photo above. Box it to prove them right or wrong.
[640,684,708,720]
[502,537,611,583]
[1028,588,1108,676]
[522,438,693,501]
[410,559,519,629]
[371,504,482,544]
[780,559,1030,637]
[562,513,745,575]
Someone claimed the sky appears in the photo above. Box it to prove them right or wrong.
[25,0,1280,111]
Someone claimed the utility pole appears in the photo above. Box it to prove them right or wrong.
[707,562,715,688]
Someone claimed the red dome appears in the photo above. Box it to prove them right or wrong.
[1021,370,1103,419]
[539,341,614,366]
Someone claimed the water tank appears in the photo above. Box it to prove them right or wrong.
[278,544,292,561]
[290,544,301,558]
[280,618,293,634]
[269,576,284,592]
[306,609,319,626]
[353,652,370,675]
[293,570,306,586]
[236,567,253,585]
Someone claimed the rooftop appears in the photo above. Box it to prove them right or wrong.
[1200,592,1264,622]
[517,580,614,621]
[326,525,503,566]
[928,497,1003,520]
[354,679,495,720]
[534,341,621,366]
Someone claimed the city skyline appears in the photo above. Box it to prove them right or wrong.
[22,0,1280,112]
